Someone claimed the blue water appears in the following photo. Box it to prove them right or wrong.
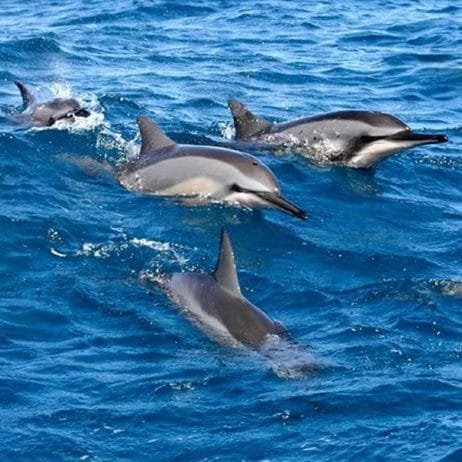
[1,0,461,460]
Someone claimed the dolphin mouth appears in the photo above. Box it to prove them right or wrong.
[253,191,308,220]
[230,184,307,219]
[388,131,448,144]
[74,108,91,118]
[362,131,448,145]
[49,108,91,125]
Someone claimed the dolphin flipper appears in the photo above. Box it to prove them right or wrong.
[213,227,241,294]
[14,81,36,109]
[137,116,175,155]
[228,99,272,139]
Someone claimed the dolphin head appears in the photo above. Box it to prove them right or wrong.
[34,98,91,126]
[13,81,90,127]
[221,153,308,219]
[330,111,448,168]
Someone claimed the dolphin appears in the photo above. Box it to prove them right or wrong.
[228,99,448,169]
[116,116,307,219]
[13,81,90,127]
[160,227,288,348]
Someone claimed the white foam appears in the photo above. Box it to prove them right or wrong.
[262,337,318,379]
[431,279,462,298]
[27,82,105,133]
[130,238,188,265]
[77,242,115,258]
[50,247,67,258]
[131,237,172,252]
[30,82,146,166]
[69,235,188,266]
[218,121,235,140]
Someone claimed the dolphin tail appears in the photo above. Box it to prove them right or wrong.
[14,81,36,109]
[227,99,272,140]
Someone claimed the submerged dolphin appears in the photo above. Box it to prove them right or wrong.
[116,116,307,218]
[228,100,448,169]
[160,228,288,348]
[13,81,90,127]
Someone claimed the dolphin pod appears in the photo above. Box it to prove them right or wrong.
[228,99,448,169]
[13,81,90,127]
[9,80,450,369]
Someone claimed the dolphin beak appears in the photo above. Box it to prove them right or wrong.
[389,131,448,144]
[75,108,91,118]
[254,191,308,220]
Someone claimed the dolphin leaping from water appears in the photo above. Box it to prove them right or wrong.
[13,81,90,127]
[115,116,307,219]
[228,99,448,169]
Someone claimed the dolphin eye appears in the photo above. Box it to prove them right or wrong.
[65,112,74,118]
[252,161,258,166]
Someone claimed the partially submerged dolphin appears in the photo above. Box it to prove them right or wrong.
[116,116,307,218]
[160,228,288,348]
[13,81,90,127]
[228,100,448,169]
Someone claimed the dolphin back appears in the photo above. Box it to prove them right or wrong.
[161,228,285,348]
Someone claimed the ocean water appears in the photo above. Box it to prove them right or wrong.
[0,0,461,460]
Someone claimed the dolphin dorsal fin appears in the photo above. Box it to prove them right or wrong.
[213,228,241,294]
[14,81,35,109]
[228,99,272,139]
[137,116,175,156]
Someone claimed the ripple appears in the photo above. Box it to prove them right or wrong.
[0,0,460,459]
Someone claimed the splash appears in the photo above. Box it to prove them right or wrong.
[139,269,169,287]
[271,133,347,166]
[47,228,188,265]
[218,121,235,140]
[29,81,106,132]
[430,279,462,298]
[95,122,140,163]
[261,335,321,379]
[130,237,188,265]
[28,82,142,160]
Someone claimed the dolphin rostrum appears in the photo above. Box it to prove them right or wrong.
[160,227,288,348]
[117,116,307,219]
[228,99,448,169]
[13,81,90,127]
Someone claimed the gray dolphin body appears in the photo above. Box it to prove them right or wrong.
[161,228,287,348]
[117,116,307,219]
[228,100,448,169]
[13,81,90,127]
